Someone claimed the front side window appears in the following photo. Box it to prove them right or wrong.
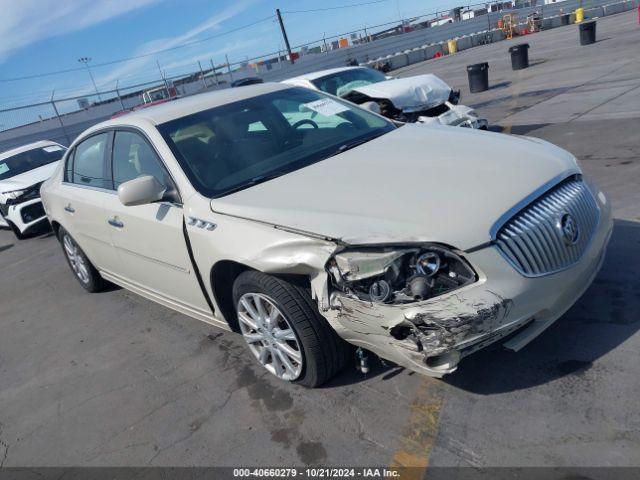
[158,87,394,198]
[0,144,66,181]
[311,68,388,96]
[112,131,169,188]
[70,133,109,188]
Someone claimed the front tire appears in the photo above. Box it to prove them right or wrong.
[7,221,26,240]
[58,227,106,292]
[233,271,350,388]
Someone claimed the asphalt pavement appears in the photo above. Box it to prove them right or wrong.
[0,10,639,472]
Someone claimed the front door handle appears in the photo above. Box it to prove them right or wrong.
[107,217,124,228]
[64,204,75,213]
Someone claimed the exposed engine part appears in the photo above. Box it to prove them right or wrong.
[327,245,476,305]
[407,275,431,300]
[342,91,452,123]
[369,279,392,302]
[356,347,370,374]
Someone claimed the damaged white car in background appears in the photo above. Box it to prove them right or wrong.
[283,66,488,129]
[0,141,66,239]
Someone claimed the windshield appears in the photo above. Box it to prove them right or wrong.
[0,144,66,181]
[157,87,394,198]
[311,68,388,96]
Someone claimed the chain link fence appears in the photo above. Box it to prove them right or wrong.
[0,0,635,152]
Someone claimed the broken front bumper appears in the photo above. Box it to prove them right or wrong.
[321,193,613,377]
[0,197,48,233]
[418,103,488,130]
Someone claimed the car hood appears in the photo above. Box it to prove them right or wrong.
[211,125,579,250]
[345,74,452,112]
[0,162,59,203]
[0,162,59,192]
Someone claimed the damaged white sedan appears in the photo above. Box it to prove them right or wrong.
[41,84,611,387]
[283,66,488,129]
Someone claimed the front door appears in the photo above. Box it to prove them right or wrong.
[103,129,211,314]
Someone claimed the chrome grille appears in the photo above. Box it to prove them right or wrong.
[495,178,599,276]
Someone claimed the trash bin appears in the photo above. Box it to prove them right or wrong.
[467,62,489,93]
[560,14,570,26]
[508,43,530,70]
[579,20,596,45]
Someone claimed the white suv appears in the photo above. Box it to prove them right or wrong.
[0,141,66,239]
[41,84,611,387]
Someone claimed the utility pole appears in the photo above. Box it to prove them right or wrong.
[276,9,294,64]
[78,57,102,101]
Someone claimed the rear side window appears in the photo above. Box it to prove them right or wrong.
[112,131,169,188]
[69,133,109,188]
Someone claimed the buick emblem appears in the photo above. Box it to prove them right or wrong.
[559,213,579,245]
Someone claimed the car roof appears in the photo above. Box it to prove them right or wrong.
[0,140,64,161]
[284,66,366,83]
[94,82,292,129]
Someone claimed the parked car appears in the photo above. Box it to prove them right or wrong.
[0,140,66,239]
[231,77,264,88]
[283,66,488,129]
[41,84,611,387]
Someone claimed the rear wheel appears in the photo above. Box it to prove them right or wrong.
[233,271,350,388]
[58,227,107,292]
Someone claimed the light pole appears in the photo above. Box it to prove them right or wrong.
[78,57,102,102]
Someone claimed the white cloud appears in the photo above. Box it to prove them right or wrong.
[0,0,162,63]
[87,0,261,91]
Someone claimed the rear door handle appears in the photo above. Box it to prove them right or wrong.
[64,205,75,213]
[107,217,124,228]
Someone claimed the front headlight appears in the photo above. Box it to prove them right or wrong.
[326,245,477,305]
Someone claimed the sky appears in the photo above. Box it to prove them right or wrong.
[0,0,472,108]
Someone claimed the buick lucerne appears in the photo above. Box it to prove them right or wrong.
[41,83,612,387]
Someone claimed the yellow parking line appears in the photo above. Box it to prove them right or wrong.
[390,377,446,479]
[502,75,523,135]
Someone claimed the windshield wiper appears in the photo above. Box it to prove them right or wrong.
[326,132,387,158]
[217,172,285,196]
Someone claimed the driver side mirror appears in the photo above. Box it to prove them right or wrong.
[117,175,166,207]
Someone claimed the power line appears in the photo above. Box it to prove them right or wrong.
[90,15,275,69]
[0,15,275,83]
[282,0,389,14]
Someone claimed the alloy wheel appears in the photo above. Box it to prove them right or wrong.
[237,293,303,381]
[63,234,90,284]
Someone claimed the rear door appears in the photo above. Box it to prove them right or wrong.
[59,131,117,271]
[102,129,211,314]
